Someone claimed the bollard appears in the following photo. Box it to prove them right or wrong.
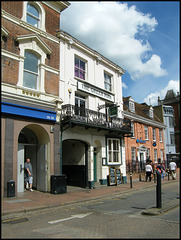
[130,172,132,188]
[139,173,141,181]
[168,170,169,181]
[156,171,162,208]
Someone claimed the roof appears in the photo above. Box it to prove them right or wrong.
[123,97,163,124]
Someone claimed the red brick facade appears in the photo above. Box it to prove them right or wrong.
[1,1,60,96]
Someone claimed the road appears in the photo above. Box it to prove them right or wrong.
[2,181,180,238]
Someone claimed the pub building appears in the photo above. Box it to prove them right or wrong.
[123,97,166,171]
[57,30,132,188]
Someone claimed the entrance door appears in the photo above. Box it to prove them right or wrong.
[17,144,24,192]
[94,149,97,182]
[37,145,47,192]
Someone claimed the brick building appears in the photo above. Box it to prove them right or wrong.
[123,97,166,172]
[1,1,70,197]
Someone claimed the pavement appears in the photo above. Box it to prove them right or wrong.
[1,171,180,220]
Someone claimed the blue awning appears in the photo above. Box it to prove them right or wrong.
[1,102,56,122]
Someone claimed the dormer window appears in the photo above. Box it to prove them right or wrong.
[129,98,135,112]
[149,106,153,118]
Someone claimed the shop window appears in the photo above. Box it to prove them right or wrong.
[23,51,39,90]
[75,57,86,80]
[154,149,157,162]
[107,138,120,163]
[104,72,112,92]
[160,149,164,162]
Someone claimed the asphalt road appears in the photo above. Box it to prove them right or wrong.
[2,181,180,239]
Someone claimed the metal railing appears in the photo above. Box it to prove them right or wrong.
[60,104,131,132]
[126,161,146,173]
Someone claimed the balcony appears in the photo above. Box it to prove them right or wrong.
[60,104,132,135]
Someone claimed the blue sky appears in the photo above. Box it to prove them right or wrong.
[61,1,179,105]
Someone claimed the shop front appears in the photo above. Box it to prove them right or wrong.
[1,102,58,197]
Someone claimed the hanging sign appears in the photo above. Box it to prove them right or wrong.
[109,106,118,118]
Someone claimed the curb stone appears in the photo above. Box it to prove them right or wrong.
[141,198,179,216]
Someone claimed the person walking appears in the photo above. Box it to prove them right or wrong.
[24,158,33,191]
[169,159,177,180]
[145,162,153,182]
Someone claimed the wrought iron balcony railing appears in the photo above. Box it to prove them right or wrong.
[60,104,132,133]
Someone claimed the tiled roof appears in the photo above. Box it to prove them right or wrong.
[123,97,162,123]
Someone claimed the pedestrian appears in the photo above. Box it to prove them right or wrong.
[24,158,33,191]
[145,162,153,182]
[169,159,177,180]
[160,163,165,180]
[156,164,162,175]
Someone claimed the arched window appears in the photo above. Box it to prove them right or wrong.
[26,3,40,28]
[23,51,39,90]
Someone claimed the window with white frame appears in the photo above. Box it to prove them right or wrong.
[152,128,156,141]
[107,139,120,163]
[75,94,87,117]
[146,148,150,160]
[129,101,135,112]
[144,126,148,140]
[26,3,40,28]
[169,116,174,127]
[23,51,39,90]
[131,121,134,137]
[154,149,157,162]
[75,57,86,80]
[104,72,112,92]
[159,129,162,142]
[22,2,46,31]
[160,149,164,162]
[131,147,136,161]
[170,133,175,145]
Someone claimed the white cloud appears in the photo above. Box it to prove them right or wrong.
[122,82,128,89]
[144,80,180,106]
[61,1,167,80]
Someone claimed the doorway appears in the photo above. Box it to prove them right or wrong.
[17,126,48,192]
[62,139,88,188]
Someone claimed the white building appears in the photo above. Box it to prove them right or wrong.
[163,106,176,161]
[56,30,131,187]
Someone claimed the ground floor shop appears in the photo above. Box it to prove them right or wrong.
[1,102,60,198]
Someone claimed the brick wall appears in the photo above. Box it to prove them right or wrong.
[1,56,19,85]
[2,2,60,96]
[1,1,23,19]
[45,71,59,96]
